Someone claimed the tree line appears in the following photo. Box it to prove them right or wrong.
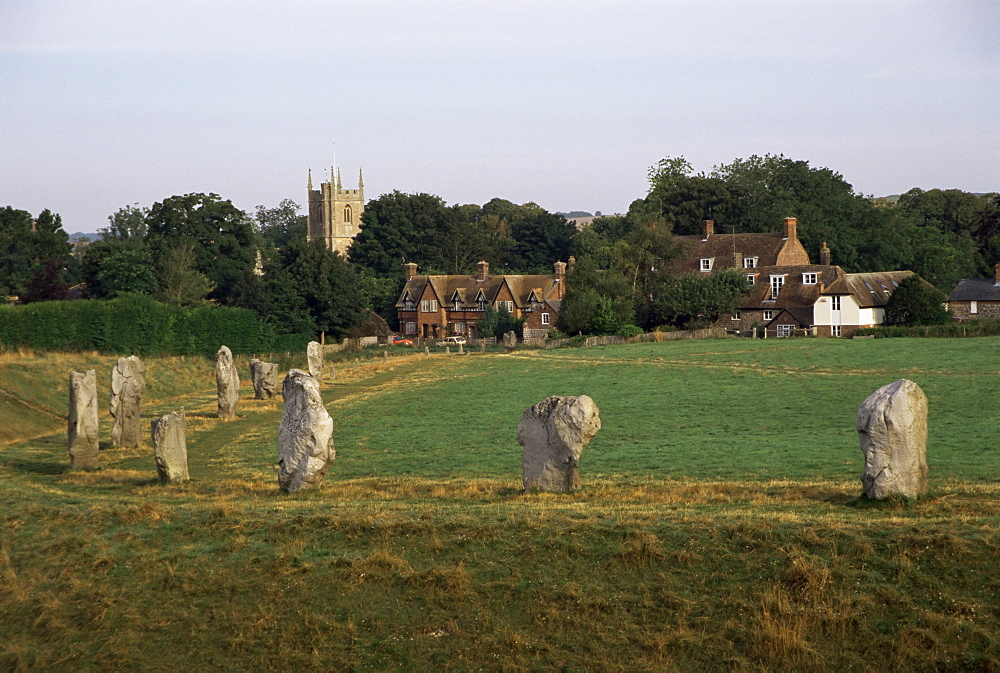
[2,154,996,340]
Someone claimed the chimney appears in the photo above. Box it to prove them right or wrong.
[554,260,567,278]
[567,255,576,273]
[995,262,1000,286]
[703,219,714,239]
[477,260,490,281]
[783,217,797,240]
[819,241,831,266]
[404,262,418,280]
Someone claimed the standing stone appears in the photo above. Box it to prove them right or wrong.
[503,330,518,350]
[480,342,486,354]
[425,346,430,357]
[518,395,601,492]
[383,350,389,364]
[68,370,99,469]
[248,359,279,400]
[277,369,335,493]
[216,346,240,419]
[458,343,464,354]
[307,341,324,379]
[110,356,146,448]
[330,366,336,381]
[857,379,929,500]
[151,408,189,484]
[445,346,451,356]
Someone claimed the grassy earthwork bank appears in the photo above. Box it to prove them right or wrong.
[1,338,998,671]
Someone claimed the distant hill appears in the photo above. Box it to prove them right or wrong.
[68,231,102,242]
[557,211,592,219]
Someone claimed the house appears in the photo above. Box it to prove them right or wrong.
[813,271,916,336]
[672,217,811,275]
[732,264,845,337]
[395,260,567,344]
[947,264,1000,320]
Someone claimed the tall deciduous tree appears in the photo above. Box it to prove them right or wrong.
[156,242,216,307]
[287,240,368,339]
[884,276,951,326]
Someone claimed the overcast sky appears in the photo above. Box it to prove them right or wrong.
[1,0,997,232]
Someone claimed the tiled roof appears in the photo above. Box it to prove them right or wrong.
[740,265,845,310]
[948,278,1000,302]
[672,231,810,273]
[396,272,563,309]
[821,271,914,308]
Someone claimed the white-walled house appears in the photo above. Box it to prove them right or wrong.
[813,271,915,336]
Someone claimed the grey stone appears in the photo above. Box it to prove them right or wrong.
[110,356,146,448]
[503,331,517,350]
[249,358,279,400]
[458,343,464,354]
[68,369,99,469]
[216,345,240,418]
[425,346,430,356]
[151,408,189,484]
[518,395,601,492]
[445,346,451,356]
[857,379,929,500]
[383,350,389,363]
[277,369,335,493]
[307,341,324,379]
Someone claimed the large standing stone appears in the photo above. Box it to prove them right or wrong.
[249,358,279,400]
[68,369,99,469]
[518,395,601,492]
[151,408,189,484]
[307,341,324,379]
[277,369,335,493]
[110,356,146,448]
[216,345,240,418]
[857,379,929,500]
[503,331,518,350]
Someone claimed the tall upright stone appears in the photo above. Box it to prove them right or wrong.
[151,408,189,484]
[307,341,324,379]
[503,330,517,351]
[110,356,146,448]
[277,369,335,493]
[857,379,929,500]
[216,345,240,418]
[518,395,601,492]
[249,358,279,400]
[68,369,99,469]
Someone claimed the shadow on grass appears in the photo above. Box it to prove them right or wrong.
[0,455,67,476]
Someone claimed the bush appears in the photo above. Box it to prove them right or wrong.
[856,319,1000,339]
[618,324,644,338]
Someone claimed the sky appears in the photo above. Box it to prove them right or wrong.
[1,0,997,233]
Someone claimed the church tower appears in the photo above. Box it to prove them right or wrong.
[307,162,365,257]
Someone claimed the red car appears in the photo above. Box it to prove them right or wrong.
[392,335,414,346]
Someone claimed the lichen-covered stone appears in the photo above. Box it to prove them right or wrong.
[307,341,324,379]
[518,395,601,492]
[152,408,189,484]
[277,369,335,493]
[857,379,928,500]
[68,369,99,469]
[216,346,239,418]
[110,356,145,448]
[503,331,517,350]
[249,358,279,400]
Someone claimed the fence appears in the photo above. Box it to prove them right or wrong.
[545,327,728,349]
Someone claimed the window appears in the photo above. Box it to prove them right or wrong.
[802,273,817,285]
[747,273,757,285]
[731,310,741,321]
[343,205,352,223]
[743,257,758,269]
[541,312,550,325]
[700,258,714,272]
[404,322,417,335]
[831,296,842,311]
[402,293,415,311]
[453,322,466,334]
[831,325,841,337]
[769,275,785,299]
[763,310,775,321]
[971,300,978,314]
[777,325,794,338]
[495,300,513,313]
[420,299,438,313]
[454,300,461,311]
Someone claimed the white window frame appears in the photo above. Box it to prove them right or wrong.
[747,274,757,285]
[769,275,785,299]
[763,310,775,321]
[404,321,417,335]
[831,296,842,311]
[541,312,550,325]
[831,325,841,337]
[777,324,795,338]
[971,300,978,314]
[802,273,817,285]
[731,310,741,321]
[743,257,758,269]
[700,258,714,272]
[495,300,513,313]
[420,299,438,313]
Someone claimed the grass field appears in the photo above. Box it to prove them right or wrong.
[1,338,998,671]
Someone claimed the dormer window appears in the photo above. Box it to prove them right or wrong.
[747,273,757,285]
[402,292,415,311]
[700,258,714,272]
[476,291,487,311]
[802,273,817,285]
[743,257,758,269]
[769,275,785,299]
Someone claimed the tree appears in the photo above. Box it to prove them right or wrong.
[475,304,499,339]
[884,275,951,326]
[653,269,751,328]
[0,206,72,301]
[84,241,158,298]
[349,191,451,278]
[145,193,257,302]
[254,199,306,250]
[104,204,149,241]
[287,240,368,339]
[509,211,575,272]
[155,242,216,307]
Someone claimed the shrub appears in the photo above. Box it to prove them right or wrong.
[618,324,644,338]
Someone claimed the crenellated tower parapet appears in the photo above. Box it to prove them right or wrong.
[307,163,365,257]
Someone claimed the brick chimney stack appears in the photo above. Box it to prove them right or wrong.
[404,262,418,280]
[703,219,714,239]
[819,241,831,266]
[783,217,797,240]
[995,262,1000,286]
[567,255,576,273]
[477,260,490,281]
[554,260,567,278]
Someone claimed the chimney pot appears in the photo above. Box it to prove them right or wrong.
[819,241,831,266]
[404,262,418,280]
[477,260,490,281]
[554,261,567,277]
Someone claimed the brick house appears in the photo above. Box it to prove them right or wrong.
[732,264,845,337]
[947,264,1000,320]
[395,260,567,344]
[673,217,811,274]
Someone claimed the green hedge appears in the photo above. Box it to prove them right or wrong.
[0,295,308,356]
[855,319,1000,338]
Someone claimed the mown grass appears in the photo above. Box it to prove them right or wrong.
[1,338,998,671]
